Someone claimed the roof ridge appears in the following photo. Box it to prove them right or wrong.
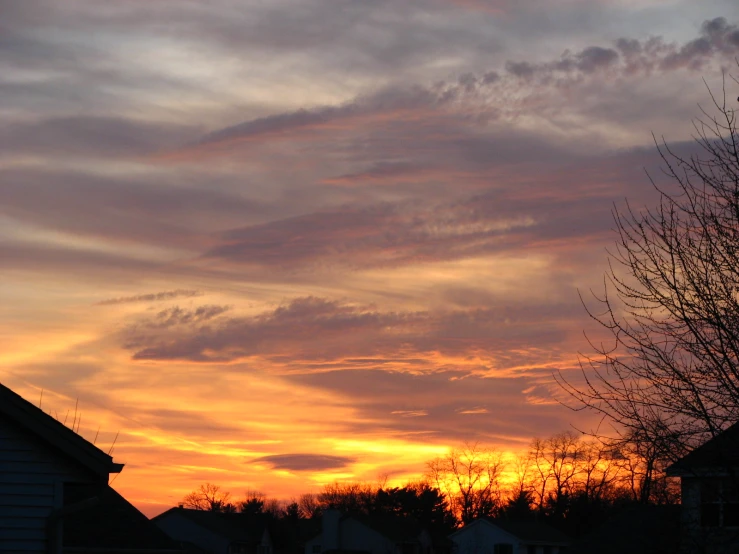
[0,382,123,476]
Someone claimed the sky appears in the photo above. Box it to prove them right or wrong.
[1,0,738,517]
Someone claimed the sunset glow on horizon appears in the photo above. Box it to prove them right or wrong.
[2,0,738,517]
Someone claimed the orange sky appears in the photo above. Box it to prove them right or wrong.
[1,0,738,517]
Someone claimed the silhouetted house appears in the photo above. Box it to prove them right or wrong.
[303,508,449,554]
[0,381,178,554]
[63,483,181,553]
[272,517,321,554]
[449,519,570,554]
[568,504,680,554]
[153,507,274,554]
[667,422,739,553]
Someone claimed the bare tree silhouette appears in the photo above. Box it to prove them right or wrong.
[427,442,505,524]
[558,71,739,463]
[181,482,234,512]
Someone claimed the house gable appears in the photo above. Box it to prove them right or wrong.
[450,519,569,554]
[666,422,739,478]
[0,383,123,478]
[0,383,124,554]
[666,423,739,552]
[304,511,430,554]
[342,516,398,552]
[0,413,98,553]
[450,519,521,554]
[154,508,273,554]
[154,510,232,554]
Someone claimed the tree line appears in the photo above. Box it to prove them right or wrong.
[181,431,679,537]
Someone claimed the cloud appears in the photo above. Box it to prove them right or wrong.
[0,166,266,254]
[174,86,447,156]
[173,17,738,161]
[506,45,619,77]
[506,17,738,80]
[391,410,429,417]
[118,295,580,374]
[320,163,438,187]
[97,290,203,306]
[204,199,540,270]
[3,0,738,516]
[200,157,654,272]
[658,18,739,70]
[252,453,356,471]
[292,369,578,444]
[122,297,426,363]
[0,116,200,158]
[458,407,490,414]
[127,305,231,332]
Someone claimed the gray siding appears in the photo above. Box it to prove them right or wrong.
[0,414,93,554]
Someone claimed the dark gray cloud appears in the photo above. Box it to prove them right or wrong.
[657,18,739,71]
[252,453,356,471]
[505,16,739,81]
[506,44,620,78]
[97,290,203,306]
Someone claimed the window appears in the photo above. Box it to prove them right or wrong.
[701,478,739,527]
[494,545,513,554]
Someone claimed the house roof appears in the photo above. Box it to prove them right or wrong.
[450,518,570,545]
[350,513,425,543]
[305,512,452,547]
[0,382,123,477]
[153,508,270,544]
[64,484,180,551]
[667,421,739,475]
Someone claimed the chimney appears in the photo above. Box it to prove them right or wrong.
[322,508,341,552]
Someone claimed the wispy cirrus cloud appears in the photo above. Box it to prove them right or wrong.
[97,290,203,306]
